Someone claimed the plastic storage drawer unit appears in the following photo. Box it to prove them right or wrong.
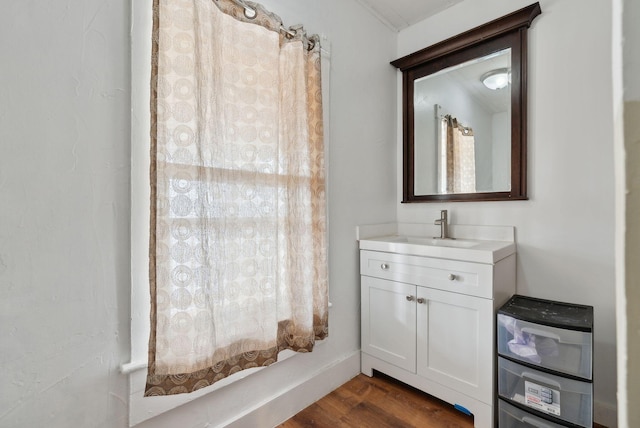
[497,295,593,380]
[499,398,567,428]
[498,356,593,427]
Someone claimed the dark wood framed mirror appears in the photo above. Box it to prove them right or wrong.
[392,3,541,203]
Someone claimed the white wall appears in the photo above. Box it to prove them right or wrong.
[0,1,131,426]
[397,0,618,426]
[0,1,397,427]
[492,111,510,191]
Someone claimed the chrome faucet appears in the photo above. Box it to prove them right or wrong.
[434,210,450,239]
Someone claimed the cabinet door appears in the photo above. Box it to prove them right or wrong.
[416,288,493,403]
[361,276,416,372]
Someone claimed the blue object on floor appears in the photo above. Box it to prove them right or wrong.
[454,404,472,416]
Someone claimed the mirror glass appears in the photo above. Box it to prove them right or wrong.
[414,49,511,195]
[392,3,541,202]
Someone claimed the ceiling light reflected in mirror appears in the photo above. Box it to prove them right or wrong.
[481,68,510,90]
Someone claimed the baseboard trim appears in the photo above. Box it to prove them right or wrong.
[223,350,361,428]
[595,399,618,428]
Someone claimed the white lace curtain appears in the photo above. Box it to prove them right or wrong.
[145,0,328,396]
[439,115,476,194]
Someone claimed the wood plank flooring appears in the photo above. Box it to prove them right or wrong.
[279,372,608,428]
[278,372,473,428]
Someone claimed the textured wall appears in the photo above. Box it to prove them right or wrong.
[0,1,131,426]
[0,0,398,427]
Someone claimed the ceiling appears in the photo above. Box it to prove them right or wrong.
[355,0,465,31]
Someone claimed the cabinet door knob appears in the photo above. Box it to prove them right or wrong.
[416,297,426,304]
[406,295,415,302]
[448,274,456,281]
[381,263,389,270]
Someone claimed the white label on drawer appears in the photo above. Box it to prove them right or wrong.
[524,380,561,416]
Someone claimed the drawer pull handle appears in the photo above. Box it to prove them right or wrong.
[521,372,562,388]
[521,328,562,341]
[406,295,415,302]
[380,263,389,270]
[522,416,554,428]
[416,297,426,304]
[448,274,456,281]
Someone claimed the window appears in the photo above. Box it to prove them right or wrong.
[124,1,331,424]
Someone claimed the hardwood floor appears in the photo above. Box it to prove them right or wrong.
[279,372,608,428]
[278,372,473,428]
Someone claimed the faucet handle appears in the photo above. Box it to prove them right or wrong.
[435,210,447,225]
[434,209,449,239]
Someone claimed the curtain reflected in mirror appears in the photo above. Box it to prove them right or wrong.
[439,115,476,194]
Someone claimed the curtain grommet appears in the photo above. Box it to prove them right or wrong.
[243,7,257,19]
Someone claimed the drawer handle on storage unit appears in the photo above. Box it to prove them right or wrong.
[521,372,562,388]
[416,297,426,304]
[522,416,554,428]
[521,328,562,342]
[380,263,389,270]
[406,295,415,302]
[448,274,456,281]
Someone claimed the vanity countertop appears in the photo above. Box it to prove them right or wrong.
[359,235,515,264]
[357,223,516,264]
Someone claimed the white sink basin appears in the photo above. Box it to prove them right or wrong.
[359,234,515,263]
[392,236,480,248]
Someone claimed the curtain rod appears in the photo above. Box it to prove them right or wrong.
[230,0,297,38]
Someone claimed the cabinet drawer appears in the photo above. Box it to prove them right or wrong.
[360,250,493,298]
[498,314,593,380]
[498,357,592,427]
[499,398,567,428]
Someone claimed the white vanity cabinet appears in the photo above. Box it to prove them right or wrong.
[360,245,516,428]
[361,275,417,372]
[416,285,493,401]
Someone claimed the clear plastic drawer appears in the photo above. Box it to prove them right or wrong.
[498,313,593,379]
[498,314,592,380]
[499,398,566,428]
[498,357,592,427]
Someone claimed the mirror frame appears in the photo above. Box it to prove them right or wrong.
[392,3,541,203]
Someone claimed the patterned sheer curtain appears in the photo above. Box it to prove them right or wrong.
[145,0,328,396]
[439,115,476,194]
